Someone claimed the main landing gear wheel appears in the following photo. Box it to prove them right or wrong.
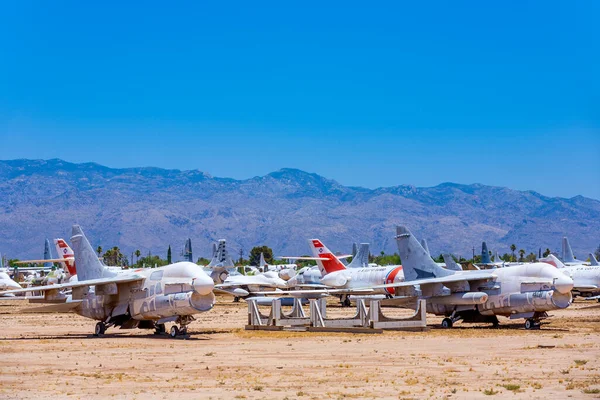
[524,318,539,330]
[94,322,106,336]
[341,297,351,308]
[155,323,166,335]
[170,325,180,338]
[441,318,453,328]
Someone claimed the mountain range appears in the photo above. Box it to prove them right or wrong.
[1,159,598,261]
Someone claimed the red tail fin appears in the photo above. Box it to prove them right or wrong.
[308,239,346,275]
[54,239,77,276]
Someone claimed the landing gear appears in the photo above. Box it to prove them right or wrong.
[441,310,462,328]
[491,317,500,328]
[524,318,540,330]
[169,325,179,338]
[341,295,351,308]
[441,318,453,328]
[154,323,166,335]
[94,322,106,336]
[233,297,240,303]
[168,316,194,338]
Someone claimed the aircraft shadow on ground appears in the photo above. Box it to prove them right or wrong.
[429,324,570,332]
[0,331,227,341]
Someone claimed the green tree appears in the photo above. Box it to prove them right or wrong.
[373,252,401,266]
[510,244,517,261]
[543,248,551,258]
[196,257,211,266]
[134,249,141,264]
[248,246,273,266]
[594,244,600,261]
[96,246,102,256]
[167,245,172,264]
[102,246,127,266]
[137,255,168,268]
[518,249,525,262]
[526,252,537,262]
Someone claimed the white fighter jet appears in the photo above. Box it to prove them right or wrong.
[0,225,215,338]
[284,239,404,306]
[380,226,573,329]
[540,254,600,301]
[0,271,21,294]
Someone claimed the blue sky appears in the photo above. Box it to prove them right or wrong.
[1,2,598,199]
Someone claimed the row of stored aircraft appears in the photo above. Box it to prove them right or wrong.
[1,225,598,336]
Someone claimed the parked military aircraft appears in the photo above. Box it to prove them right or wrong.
[304,239,404,306]
[540,254,600,301]
[259,253,297,272]
[0,225,215,338]
[381,226,574,329]
[12,238,68,272]
[0,271,21,293]
[561,237,589,266]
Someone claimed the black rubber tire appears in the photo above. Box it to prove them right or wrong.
[94,322,106,336]
[170,325,179,338]
[441,318,453,328]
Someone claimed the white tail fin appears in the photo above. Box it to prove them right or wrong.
[562,237,576,263]
[540,253,566,269]
[259,252,267,269]
[206,239,235,268]
[589,253,599,266]
[307,239,346,276]
[347,243,370,268]
[442,253,463,271]
[54,238,76,276]
[71,225,115,281]
[395,226,454,281]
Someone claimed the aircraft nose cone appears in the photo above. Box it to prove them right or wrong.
[193,273,215,295]
[554,275,574,294]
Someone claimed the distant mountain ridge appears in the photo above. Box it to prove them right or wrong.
[1,158,598,260]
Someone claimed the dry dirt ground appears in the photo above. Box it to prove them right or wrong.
[1,297,599,400]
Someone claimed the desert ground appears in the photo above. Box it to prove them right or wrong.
[1,297,599,400]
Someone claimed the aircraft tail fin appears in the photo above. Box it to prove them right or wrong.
[308,239,346,275]
[70,225,114,281]
[206,239,235,269]
[347,243,370,268]
[562,237,576,263]
[589,253,599,266]
[540,253,566,269]
[420,239,430,256]
[54,239,77,276]
[352,243,358,257]
[259,252,267,269]
[442,253,463,271]
[481,242,491,264]
[395,226,454,281]
[43,239,53,268]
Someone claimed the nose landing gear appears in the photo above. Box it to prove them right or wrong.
[94,322,106,336]
[168,316,195,338]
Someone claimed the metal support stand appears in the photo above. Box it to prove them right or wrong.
[246,297,428,333]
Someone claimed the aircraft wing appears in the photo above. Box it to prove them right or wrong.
[255,288,375,296]
[368,270,496,291]
[0,274,144,296]
[13,258,73,264]
[252,271,495,297]
[291,284,330,289]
